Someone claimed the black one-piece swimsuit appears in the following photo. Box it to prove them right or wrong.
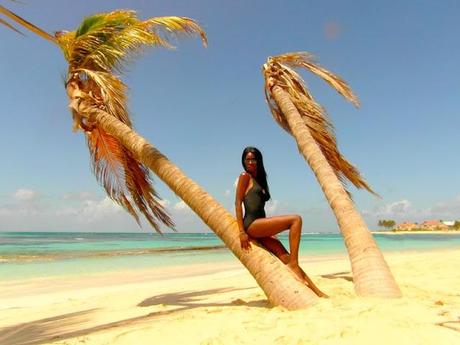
[243,178,268,230]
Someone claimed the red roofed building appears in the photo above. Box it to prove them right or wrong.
[420,220,449,231]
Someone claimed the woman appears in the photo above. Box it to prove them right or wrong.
[235,146,326,297]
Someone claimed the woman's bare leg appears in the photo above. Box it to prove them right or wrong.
[247,215,303,280]
[258,236,290,264]
[259,236,328,298]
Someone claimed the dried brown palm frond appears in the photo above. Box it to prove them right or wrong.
[273,52,360,106]
[0,4,55,42]
[263,52,377,196]
[87,126,173,232]
[144,16,208,48]
[73,68,130,126]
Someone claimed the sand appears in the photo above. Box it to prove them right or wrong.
[1,249,459,345]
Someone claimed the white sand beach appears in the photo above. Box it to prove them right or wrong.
[1,249,459,345]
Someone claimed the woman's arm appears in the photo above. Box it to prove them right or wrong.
[235,172,251,250]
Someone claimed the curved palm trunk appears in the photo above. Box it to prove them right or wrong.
[272,85,401,298]
[72,98,319,310]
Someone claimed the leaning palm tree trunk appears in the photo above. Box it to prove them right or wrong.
[271,84,401,298]
[72,96,319,310]
[263,53,401,298]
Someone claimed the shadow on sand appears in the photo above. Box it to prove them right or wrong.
[138,286,268,308]
[0,287,269,345]
[436,319,460,333]
[320,271,353,282]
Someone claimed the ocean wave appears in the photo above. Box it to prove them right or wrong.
[0,245,227,263]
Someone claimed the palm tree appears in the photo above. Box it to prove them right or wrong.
[4,9,320,309]
[262,52,401,298]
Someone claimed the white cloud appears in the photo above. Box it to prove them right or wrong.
[174,200,191,212]
[224,190,231,197]
[81,197,122,221]
[13,188,39,201]
[0,207,11,216]
[56,197,122,223]
[62,191,99,201]
[265,199,279,214]
[55,207,78,217]
[1,189,46,217]
[363,195,460,224]
[0,203,47,217]
[158,199,171,207]
[0,189,207,232]
[372,199,412,216]
[430,195,460,219]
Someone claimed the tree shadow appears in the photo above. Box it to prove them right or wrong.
[436,320,460,333]
[0,287,269,345]
[138,286,270,309]
[321,271,353,282]
[0,309,97,345]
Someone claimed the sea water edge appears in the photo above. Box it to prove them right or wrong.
[0,231,459,281]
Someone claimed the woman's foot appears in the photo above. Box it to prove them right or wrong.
[297,266,329,298]
[286,262,329,298]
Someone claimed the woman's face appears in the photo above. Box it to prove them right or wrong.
[244,152,257,174]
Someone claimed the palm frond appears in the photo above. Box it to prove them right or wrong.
[0,17,23,35]
[144,16,208,47]
[74,68,130,126]
[54,30,74,61]
[87,126,174,233]
[57,10,207,74]
[263,52,377,196]
[122,153,175,232]
[0,5,55,42]
[271,52,359,107]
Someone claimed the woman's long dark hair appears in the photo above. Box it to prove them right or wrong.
[241,146,271,201]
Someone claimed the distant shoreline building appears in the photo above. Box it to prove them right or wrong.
[395,222,418,231]
[442,220,455,227]
[419,220,449,231]
[389,220,458,231]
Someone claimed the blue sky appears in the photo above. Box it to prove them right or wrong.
[1,0,459,233]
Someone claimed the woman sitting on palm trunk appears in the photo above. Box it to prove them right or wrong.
[235,146,327,298]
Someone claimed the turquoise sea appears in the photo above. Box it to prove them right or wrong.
[1,232,459,281]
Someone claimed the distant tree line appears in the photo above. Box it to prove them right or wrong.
[377,220,396,230]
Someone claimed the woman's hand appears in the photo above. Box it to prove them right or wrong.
[239,232,251,251]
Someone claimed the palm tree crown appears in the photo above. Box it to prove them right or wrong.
[263,52,377,197]
[60,10,207,233]
[3,8,207,233]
